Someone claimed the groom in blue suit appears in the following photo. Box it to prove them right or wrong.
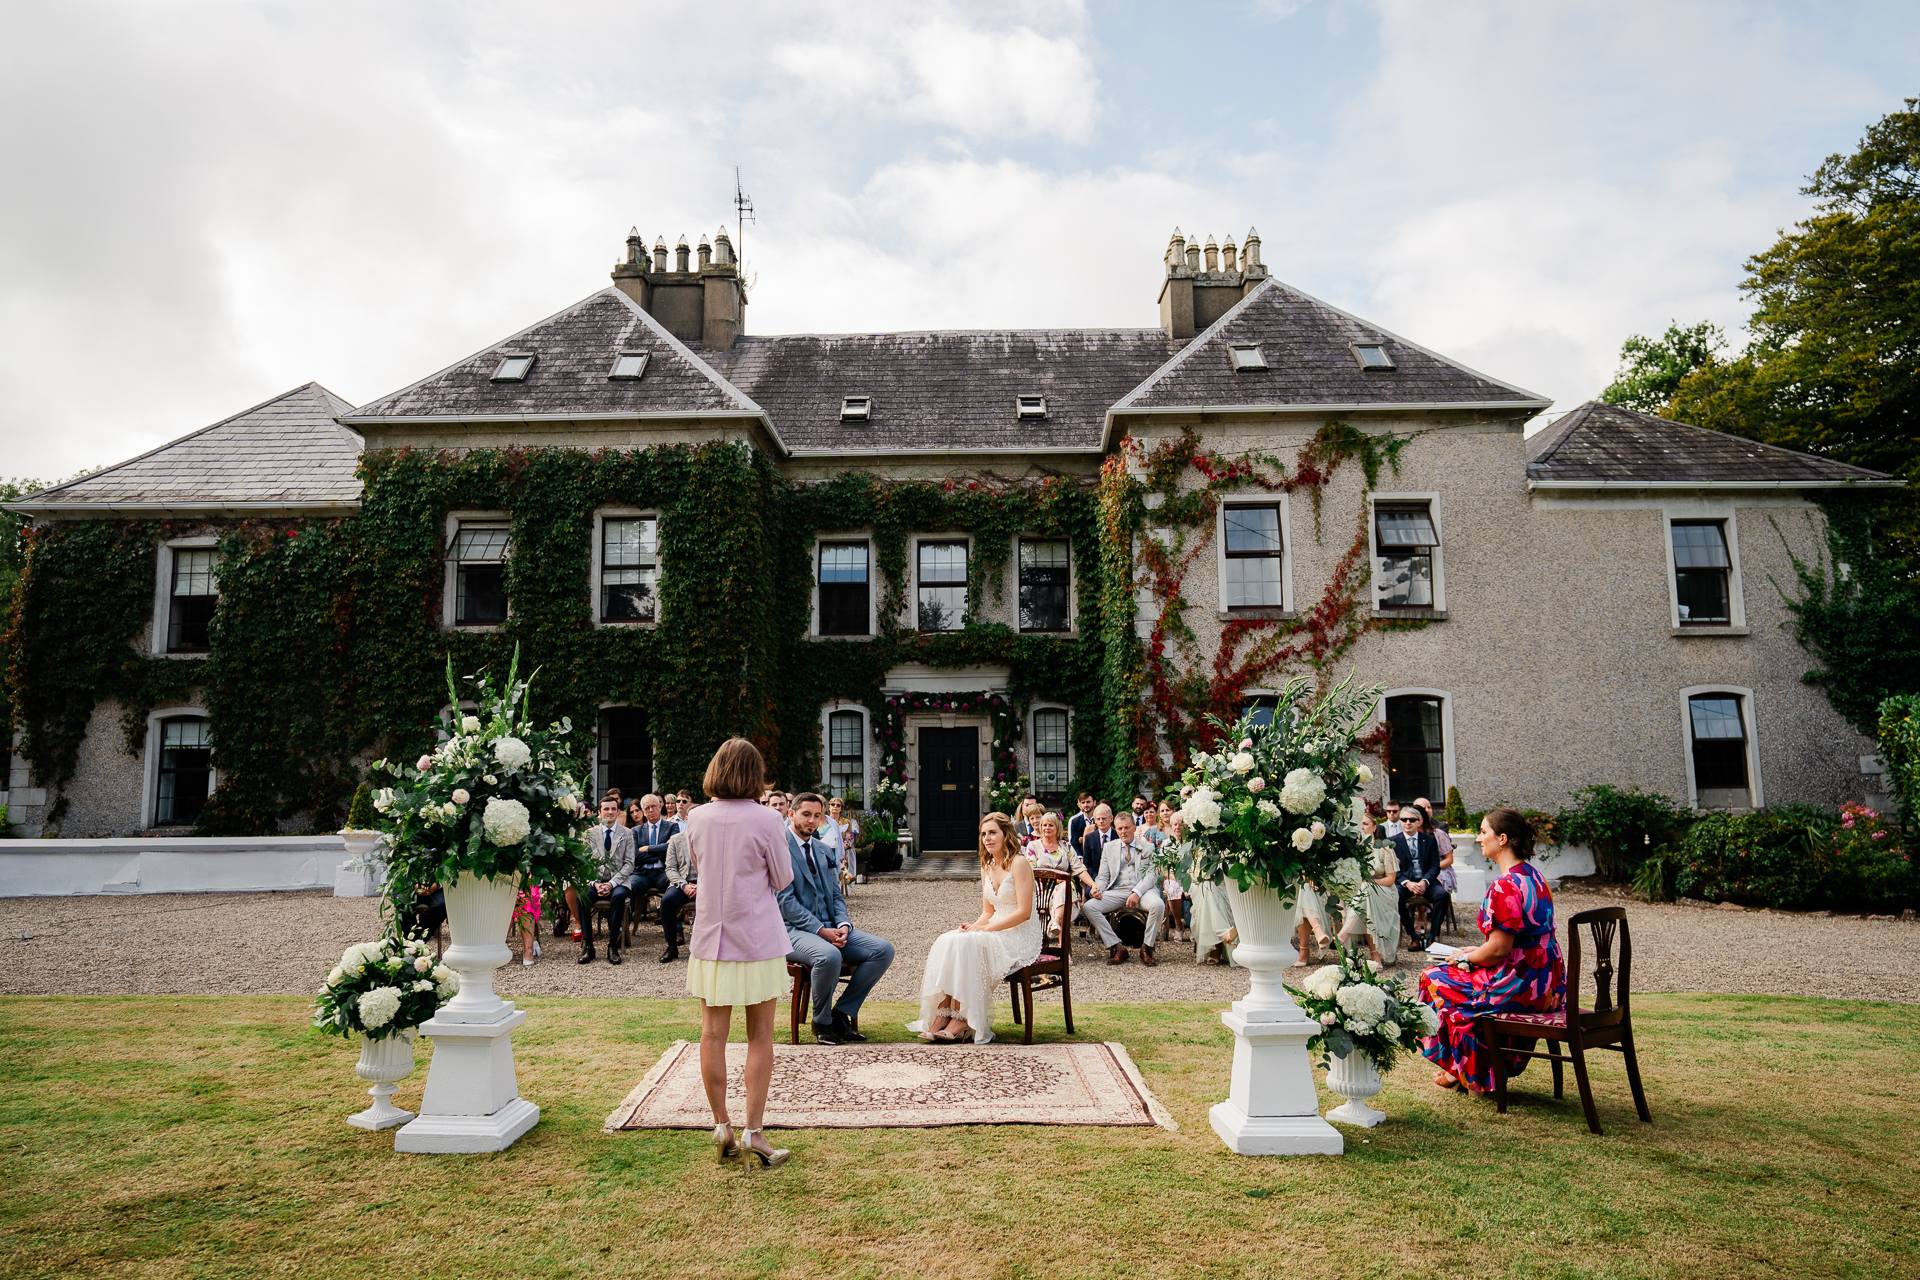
[778,792,895,1045]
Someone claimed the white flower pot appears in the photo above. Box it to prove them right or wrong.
[438,872,518,1024]
[346,1031,417,1130]
[1224,878,1304,1018]
[1325,1049,1388,1128]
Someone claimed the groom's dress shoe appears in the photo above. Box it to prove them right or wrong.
[577,945,596,965]
[607,946,622,965]
[832,1012,868,1043]
[1107,946,1128,965]
[811,1022,844,1046]
[659,945,680,964]
[1140,946,1157,967]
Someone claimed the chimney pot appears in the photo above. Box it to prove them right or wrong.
[1243,226,1263,273]
[675,235,691,272]
[625,226,644,265]
[1222,235,1238,272]
[1204,235,1219,272]
[1185,240,1201,272]
[697,234,713,268]
[714,227,735,266]
[654,237,669,273]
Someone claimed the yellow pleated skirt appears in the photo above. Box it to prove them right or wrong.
[686,956,788,1007]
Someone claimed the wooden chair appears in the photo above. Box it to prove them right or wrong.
[1474,905,1651,1135]
[1007,867,1076,1044]
[786,960,855,1045]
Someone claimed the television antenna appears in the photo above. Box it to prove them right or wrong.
[734,167,756,265]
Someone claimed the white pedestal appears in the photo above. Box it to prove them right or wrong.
[393,1008,539,1153]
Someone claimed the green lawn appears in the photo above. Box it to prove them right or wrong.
[1,993,1915,1279]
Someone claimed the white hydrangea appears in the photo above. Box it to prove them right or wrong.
[1302,965,1344,1000]
[1229,752,1256,774]
[1336,982,1389,1025]
[1256,799,1281,818]
[1344,1018,1373,1035]
[1279,769,1326,815]
[358,986,402,1030]
[411,980,435,993]
[1416,1003,1441,1036]
[1355,763,1373,784]
[492,737,532,770]
[1290,827,1314,851]
[1179,787,1222,831]
[482,796,531,845]
[1326,857,1364,900]
[461,715,482,733]
[339,941,380,976]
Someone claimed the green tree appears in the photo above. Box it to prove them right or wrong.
[1600,321,1726,412]
[0,476,48,606]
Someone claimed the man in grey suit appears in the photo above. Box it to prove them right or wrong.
[629,793,678,902]
[574,794,634,966]
[777,792,895,1045]
[1081,810,1165,966]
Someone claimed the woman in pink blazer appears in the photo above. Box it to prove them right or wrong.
[685,738,795,1167]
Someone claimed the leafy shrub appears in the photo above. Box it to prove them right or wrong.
[1556,785,1692,880]
[1828,803,1914,912]
[345,783,377,831]
[1880,693,1920,827]
[1676,802,1913,911]
[1444,785,1467,830]
[1465,807,1560,848]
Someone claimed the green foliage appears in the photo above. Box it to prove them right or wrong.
[345,784,377,831]
[1555,784,1693,881]
[1599,321,1727,413]
[1773,501,1920,735]
[1675,804,1912,912]
[1880,693,1920,826]
[1630,849,1675,903]
[1444,785,1466,830]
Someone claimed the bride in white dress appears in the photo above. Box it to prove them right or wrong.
[908,812,1043,1044]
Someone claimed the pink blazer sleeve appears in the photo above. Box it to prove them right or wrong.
[764,827,795,893]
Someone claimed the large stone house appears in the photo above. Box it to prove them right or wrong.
[3,226,1899,848]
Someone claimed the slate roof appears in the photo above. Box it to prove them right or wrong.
[344,288,763,424]
[1526,401,1900,487]
[1111,277,1548,422]
[712,329,1183,453]
[11,383,364,513]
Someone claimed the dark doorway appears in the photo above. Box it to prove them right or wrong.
[598,707,652,801]
[917,727,980,852]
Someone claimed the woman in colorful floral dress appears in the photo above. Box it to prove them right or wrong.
[1418,807,1566,1093]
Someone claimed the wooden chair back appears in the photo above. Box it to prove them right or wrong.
[1007,868,1076,1045]
[1565,905,1630,1033]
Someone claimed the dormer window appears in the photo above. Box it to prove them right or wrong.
[1228,344,1267,371]
[1351,343,1394,371]
[1017,395,1048,418]
[607,352,649,380]
[492,354,535,382]
[841,396,872,422]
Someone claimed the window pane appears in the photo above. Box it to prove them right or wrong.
[457,564,508,625]
[167,594,217,652]
[156,717,212,826]
[610,353,647,378]
[597,707,651,798]
[820,543,869,584]
[1385,695,1445,803]
[918,585,965,631]
[1020,540,1069,569]
[1689,696,1744,741]
[1033,709,1069,802]
[1019,541,1071,631]
[172,549,218,598]
[1671,522,1730,569]
[453,527,510,561]
[1224,507,1281,555]
[162,718,210,749]
[603,518,656,568]
[601,568,657,622]
[1676,568,1730,623]
[829,712,864,759]
[1376,507,1437,548]
[919,542,967,584]
[1377,551,1433,607]
[828,711,864,802]
[1225,556,1284,609]
[820,582,870,635]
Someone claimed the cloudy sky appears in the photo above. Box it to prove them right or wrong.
[3,0,1917,480]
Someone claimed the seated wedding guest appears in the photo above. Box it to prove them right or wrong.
[1131,795,1149,819]
[1180,811,1238,967]
[777,793,895,1045]
[1291,878,1334,967]
[399,880,446,944]
[674,791,695,825]
[819,795,846,860]
[1420,808,1566,1093]
[1083,810,1164,966]
[686,737,794,1167]
[513,882,542,967]
[1067,792,1096,849]
[658,824,697,963]
[630,793,677,903]
[1393,804,1451,950]
[1338,812,1402,965]
[1027,811,1097,938]
[574,794,635,964]
[625,797,645,830]
[769,792,791,820]
[1014,797,1041,843]
[908,812,1042,1043]
[1076,802,1114,879]
[1414,797,1458,897]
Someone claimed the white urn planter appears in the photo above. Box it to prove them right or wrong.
[334,830,384,897]
[1324,1050,1387,1128]
[393,873,540,1153]
[1209,880,1344,1156]
[346,1031,418,1130]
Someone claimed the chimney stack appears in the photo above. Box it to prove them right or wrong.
[1160,220,1269,338]
[1158,225,1196,339]
[609,222,747,350]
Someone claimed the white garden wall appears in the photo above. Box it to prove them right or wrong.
[0,836,350,896]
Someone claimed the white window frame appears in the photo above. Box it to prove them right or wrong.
[810,533,879,639]
[1375,688,1456,799]
[1368,493,1446,613]
[143,706,216,828]
[1216,495,1294,614]
[1663,507,1748,631]
[152,536,220,658]
[443,511,511,632]
[590,508,662,628]
[819,702,870,801]
[592,701,657,799]
[1010,536,1076,634]
[1679,684,1764,811]
[1027,702,1074,805]
[909,534,973,633]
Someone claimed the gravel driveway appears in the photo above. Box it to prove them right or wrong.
[1,879,1914,1004]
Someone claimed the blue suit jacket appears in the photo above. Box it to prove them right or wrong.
[776,828,848,935]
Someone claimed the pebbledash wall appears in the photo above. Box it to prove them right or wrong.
[2,224,1899,871]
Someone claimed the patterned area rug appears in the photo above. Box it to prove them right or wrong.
[604,1040,1177,1131]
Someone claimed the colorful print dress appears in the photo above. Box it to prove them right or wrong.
[1418,861,1565,1091]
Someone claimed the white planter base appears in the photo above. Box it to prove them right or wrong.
[347,1091,415,1131]
[393,1096,540,1154]
[1326,1097,1388,1128]
[395,1006,537,1153]
[1209,1103,1344,1155]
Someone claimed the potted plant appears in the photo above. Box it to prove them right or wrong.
[313,935,459,1129]
[336,784,384,897]
[1289,942,1440,1127]
[862,811,901,873]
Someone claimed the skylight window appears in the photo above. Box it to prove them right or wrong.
[1228,344,1267,371]
[841,396,872,422]
[1017,395,1048,419]
[1351,343,1395,371]
[492,354,535,382]
[607,351,649,380]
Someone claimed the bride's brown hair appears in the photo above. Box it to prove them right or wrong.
[978,811,1018,872]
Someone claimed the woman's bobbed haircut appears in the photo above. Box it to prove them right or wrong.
[702,738,766,801]
[1483,806,1537,862]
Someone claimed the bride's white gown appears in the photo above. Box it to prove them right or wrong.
[906,869,1043,1045]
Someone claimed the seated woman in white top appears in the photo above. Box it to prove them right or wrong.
[907,812,1042,1044]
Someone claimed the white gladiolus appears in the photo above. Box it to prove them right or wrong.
[461,715,482,733]
[373,788,394,812]
[1279,768,1326,814]
[451,789,470,805]
[1356,763,1373,784]
[1229,752,1256,774]
[357,987,402,1030]
[1303,965,1343,1000]
[1290,827,1313,851]
[482,796,532,846]
[492,737,532,770]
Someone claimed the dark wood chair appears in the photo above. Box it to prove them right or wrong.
[1473,905,1651,1135]
[786,960,855,1045]
[1007,868,1076,1044]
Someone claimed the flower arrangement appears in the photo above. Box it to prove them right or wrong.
[313,935,459,1042]
[1287,942,1439,1073]
[872,692,1023,804]
[986,773,1030,815]
[1172,672,1380,902]
[371,649,595,910]
[869,777,909,820]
